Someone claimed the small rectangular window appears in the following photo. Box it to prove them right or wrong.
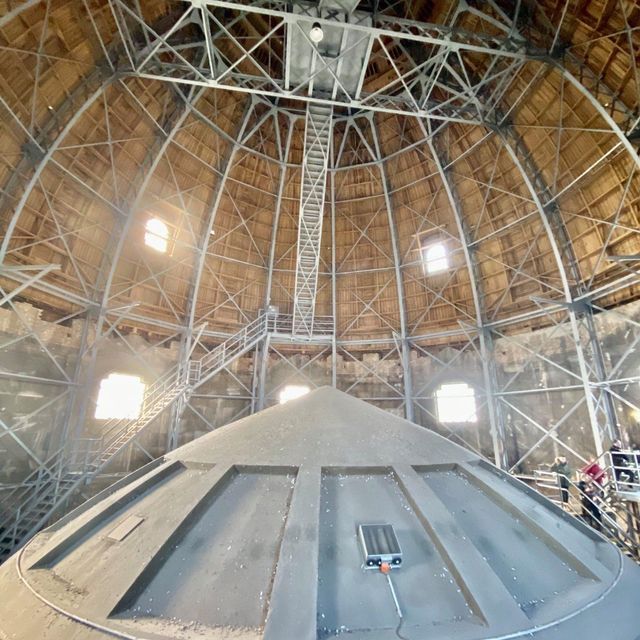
[95,373,146,420]
[278,384,310,404]
[436,383,477,423]
[145,218,169,253]
[422,242,448,274]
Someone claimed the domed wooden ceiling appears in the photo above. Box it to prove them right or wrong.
[0,0,638,346]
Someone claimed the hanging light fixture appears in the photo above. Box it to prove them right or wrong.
[309,21,324,43]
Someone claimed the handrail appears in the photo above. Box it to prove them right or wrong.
[1,312,339,557]
[198,316,264,370]
[532,469,639,559]
[67,438,103,472]
[601,450,640,494]
[193,313,334,381]
[0,445,66,510]
[97,364,181,438]
[195,314,271,383]
[563,473,639,559]
[269,313,334,335]
[534,467,640,524]
[575,449,640,518]
[589,448,640,475]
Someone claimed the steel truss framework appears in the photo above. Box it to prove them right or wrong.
[0,0,639,553]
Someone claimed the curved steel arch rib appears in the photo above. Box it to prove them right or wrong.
[370,113,414,420]
[0,71,110,264]
[425,128,506,468]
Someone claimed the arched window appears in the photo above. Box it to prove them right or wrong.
[422,242,448,274]
[278,384,310,404]
[435,382,477,423]
[95,373,146,420]
[144,218,169,253]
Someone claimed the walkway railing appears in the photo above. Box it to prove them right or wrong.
[602,450,640,496]
[531,467,640,561]
[269,313,334,338]
[0,311,335,561]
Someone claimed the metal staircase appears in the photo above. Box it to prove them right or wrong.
[0,453,77,563]
[95,368,188,467]
[191,314,272,388]
[0,314,276,561]
[293,103,333,337]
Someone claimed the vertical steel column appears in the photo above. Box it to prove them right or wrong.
[552,215,619,443]
[425,130,506,467]
[166,335,190,451]
[370,114,414,421]
[257,114,295,408]
[170,98,255,440]
[500,134,608,457]
[0,266,81,473]
[479,326,507,466]
[256,334,271,411]
[330,130,338,388]
[250,344,261,414]
[57,305,94,463]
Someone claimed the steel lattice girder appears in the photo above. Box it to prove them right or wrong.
[293,104,333,336]
[106,0,552,125]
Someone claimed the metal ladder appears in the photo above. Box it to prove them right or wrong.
[293,103,333,337]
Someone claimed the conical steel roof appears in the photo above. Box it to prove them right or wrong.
[0,387,639,639]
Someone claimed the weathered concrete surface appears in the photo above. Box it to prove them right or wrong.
[0,387,639,639]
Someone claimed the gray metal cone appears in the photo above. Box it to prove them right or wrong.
[1,387,639,639]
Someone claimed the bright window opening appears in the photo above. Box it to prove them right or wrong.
[436,383,477,423]
[423,242,448,274]
[95,373,146,420]
[145,218,169,253]
[278,384,310,404]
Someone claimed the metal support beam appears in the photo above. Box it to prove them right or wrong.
[330,136,338,389]
[107,0,550,125]
[0,264,59,306]
[0,0,42,28]
[256,334,271,411]
[256,116,296,409]
[169,97,254,444]
[400,0,632,463]
[264,118,296,311]
[184,99,254,337]
[500,134,609,458]
[70,83,208,460]
[425,128,506,467]
[370,114,413,421]
[0,73,109,263]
